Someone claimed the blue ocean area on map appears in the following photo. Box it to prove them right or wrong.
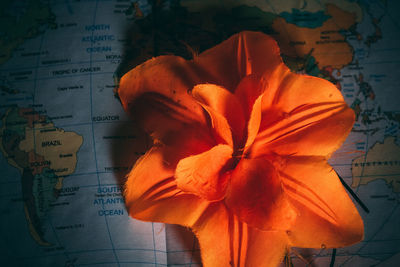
[280,8,331,28]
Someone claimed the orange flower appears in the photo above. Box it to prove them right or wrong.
[118,31,364,266]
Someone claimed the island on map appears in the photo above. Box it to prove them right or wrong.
[0,106,83,246]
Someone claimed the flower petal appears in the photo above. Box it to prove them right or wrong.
[192,203,288,267]
[118,55,209,141]
[233,74,265,120]
[225,157,296,231]
[124,128,214,226]
[261,63,346,112]
[175,144,233,201]
[250,102,355,157]
[244,93,263,154]
[118,32,283,143]
[192,83,245,146]
[245,228,288,267]
[192,203,231,266]
[279,157,364,248]
[195,31,282,92]
[199,103,234,147]
[251,63,353,157]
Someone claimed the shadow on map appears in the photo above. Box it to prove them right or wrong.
[111,0,301,264]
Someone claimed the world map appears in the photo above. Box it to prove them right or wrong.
[0,0,399,266]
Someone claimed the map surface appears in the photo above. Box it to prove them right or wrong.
[0,0,399,266]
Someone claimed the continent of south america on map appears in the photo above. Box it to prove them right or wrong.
[0,0,84,248]
[0,106,83,246]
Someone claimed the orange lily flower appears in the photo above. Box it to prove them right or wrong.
[118,31,364,266]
